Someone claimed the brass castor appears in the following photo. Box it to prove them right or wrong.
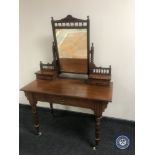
[92,146,96,150]
[37,131,42,136]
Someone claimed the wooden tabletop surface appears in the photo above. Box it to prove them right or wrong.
[21,79,113,102]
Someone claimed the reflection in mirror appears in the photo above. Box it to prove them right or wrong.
[56,29,87,73]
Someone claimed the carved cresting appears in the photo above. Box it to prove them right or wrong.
[52,15,88,28]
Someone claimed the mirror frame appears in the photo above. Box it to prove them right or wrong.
[51,15,90,74]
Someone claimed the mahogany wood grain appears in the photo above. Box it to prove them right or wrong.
[59,58,88,74]
[21,15,113,149]
[35,70,57,80]
[21,79,112,102]
[21,78,113,148]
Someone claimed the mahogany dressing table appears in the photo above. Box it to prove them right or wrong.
[20,15,113,150]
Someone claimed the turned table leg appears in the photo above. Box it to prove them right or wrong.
[92,102,104,150]
[95,116,101,146]
[30,102,42,136]
[49,102,54,115]
[92,116,102,150]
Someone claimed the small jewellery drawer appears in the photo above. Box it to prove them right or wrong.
[36,74,53,80]
[35,70,57,80]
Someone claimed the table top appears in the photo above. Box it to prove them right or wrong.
[21,79,113,102]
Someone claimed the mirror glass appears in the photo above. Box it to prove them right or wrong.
[56,29,87,73]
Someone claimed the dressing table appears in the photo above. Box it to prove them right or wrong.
[20,15,113,150]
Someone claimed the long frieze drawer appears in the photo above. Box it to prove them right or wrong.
[34,93,95,109]
[52,96,95,109]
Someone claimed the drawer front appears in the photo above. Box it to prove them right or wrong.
[34,93,95,110]
[36,74,53,80]
[52,96,65,104]
[51,96,94,109]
